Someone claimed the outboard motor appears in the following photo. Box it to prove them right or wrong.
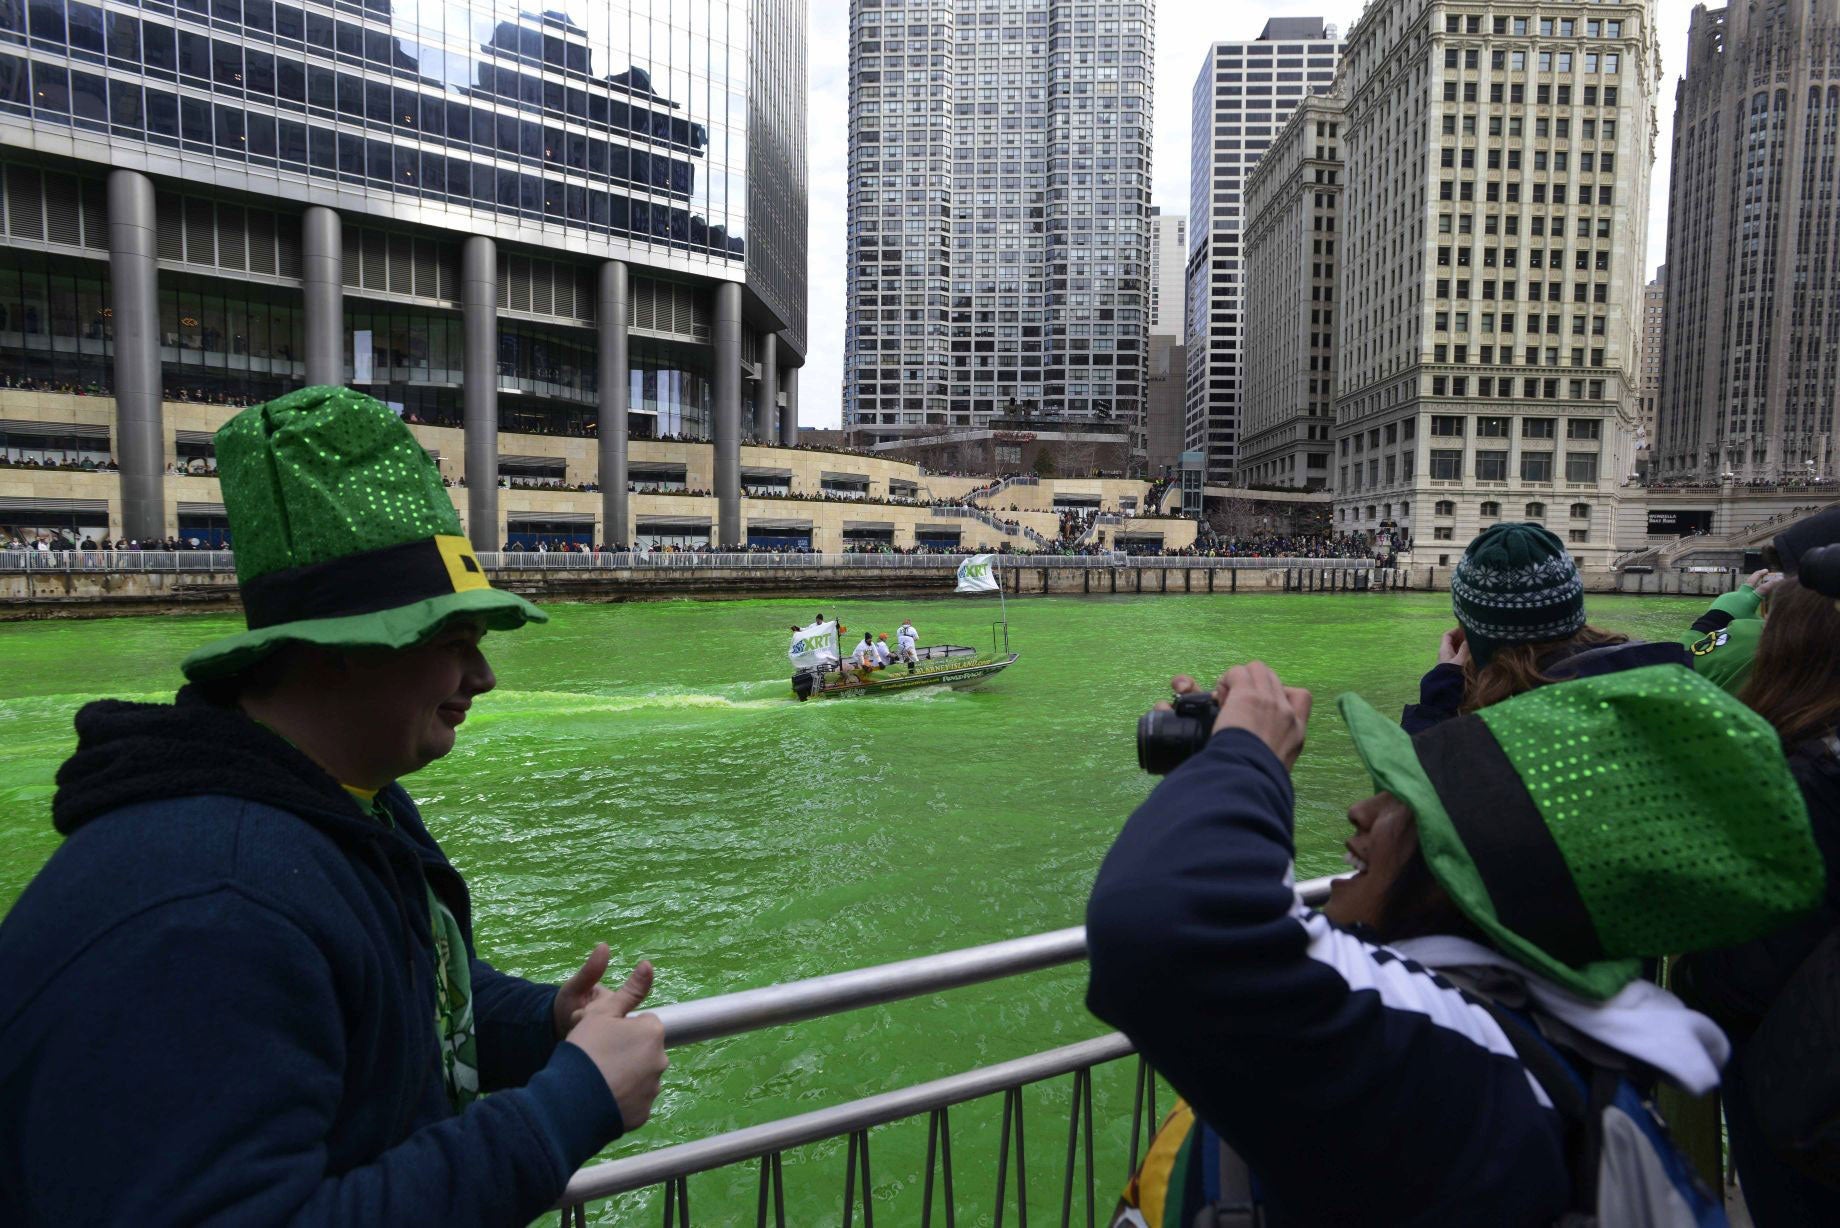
[792,670,818,701]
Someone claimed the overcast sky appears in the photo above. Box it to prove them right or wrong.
[799,1,1694,428]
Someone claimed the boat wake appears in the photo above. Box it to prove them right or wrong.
[470,685,792,720]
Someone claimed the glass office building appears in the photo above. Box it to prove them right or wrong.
[0,0,807,546]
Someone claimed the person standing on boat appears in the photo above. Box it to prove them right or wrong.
[897,619,919,664]
[0,388,668,1226]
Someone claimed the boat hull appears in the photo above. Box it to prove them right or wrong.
[795,653,1019,700]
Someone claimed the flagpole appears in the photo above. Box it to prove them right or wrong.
[995,555,1009,653]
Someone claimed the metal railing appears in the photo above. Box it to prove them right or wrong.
[0,550,1382,576]
[558,875,1338,1225]
[0,549,238,572]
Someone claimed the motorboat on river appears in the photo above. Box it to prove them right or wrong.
[787,555,1019,701]
[791,643,1019,700]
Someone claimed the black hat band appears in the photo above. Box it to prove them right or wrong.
[240,535,488,630]
[1413,716,1606,968]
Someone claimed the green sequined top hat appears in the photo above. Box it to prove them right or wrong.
[181,386,545,682]
[1337,664,1822,1001]
[1450,522,1585,668]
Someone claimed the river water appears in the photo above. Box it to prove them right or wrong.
[0,592,1706,1222]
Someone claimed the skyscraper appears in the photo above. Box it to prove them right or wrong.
[1241,92,1344,491]
[0,0,807,549]
[1332,0,1657,567]
[1638,265,1664,467]
[1148,207,1186,337]
[1656,0,1840,481]
[843,0,1155,445]
[1185,19,1341,486]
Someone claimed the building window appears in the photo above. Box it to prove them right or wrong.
[1480,500,1501,518]
[1431,415,1465,437]
[1520,452,1553,483]
[1476,416,1510,437]
[1475,450,1509,482]
[1434,499,1457,516]
[1570,502,1591,519]
[1431,449,1464,481]
[1565,451,1599,483]
[1525,501,1547,519]
[1522,417,1556,439]
[1434,526,1455,541]
[1568,529,1589,543]
[1566,419,1602,441]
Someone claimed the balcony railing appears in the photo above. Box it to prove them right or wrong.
[557,875,1338,1225]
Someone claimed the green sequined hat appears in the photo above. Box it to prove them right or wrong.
[181,386,545,682]
[1337,664,1822,1000]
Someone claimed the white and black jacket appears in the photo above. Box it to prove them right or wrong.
[1085,729,1727,1227]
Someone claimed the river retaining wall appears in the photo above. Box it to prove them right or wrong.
[0,561,1746,620]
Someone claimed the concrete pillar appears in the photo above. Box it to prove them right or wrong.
[301,205,343,387]
[780,363,800,447]
[712,281,743,547]
[107,170,165,542]
[462,236,498,551]
[753,331,777,442]
[597,260,630,548]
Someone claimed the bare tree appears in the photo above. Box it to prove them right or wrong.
[1057,439,1099,478]
[1206,494,1267,541]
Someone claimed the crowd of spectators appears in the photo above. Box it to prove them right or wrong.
[2,529,227,552]
[0,455,120,473]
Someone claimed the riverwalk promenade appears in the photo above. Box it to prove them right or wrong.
[0,549,1743,618]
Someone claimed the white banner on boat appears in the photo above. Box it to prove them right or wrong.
[789,620,841,669]
[956,554,1000,593]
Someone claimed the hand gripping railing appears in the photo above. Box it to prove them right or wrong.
[557,875,1339,1225]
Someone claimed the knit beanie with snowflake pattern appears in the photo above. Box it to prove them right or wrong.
[1450,522,1586,668]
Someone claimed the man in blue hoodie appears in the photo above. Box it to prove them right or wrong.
[0,387,667,1225]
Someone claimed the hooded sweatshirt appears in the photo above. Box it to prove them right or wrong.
[0,689,623,1226]
[1085,729,1727,1227]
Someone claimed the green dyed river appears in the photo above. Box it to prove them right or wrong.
[0,592,1705,1223]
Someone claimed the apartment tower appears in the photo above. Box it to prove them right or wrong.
[843,0,1155,445]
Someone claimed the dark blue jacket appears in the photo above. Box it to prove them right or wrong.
[1400,639,1691,734]
[0,691,623,1225]
[1086,730,1570,1226]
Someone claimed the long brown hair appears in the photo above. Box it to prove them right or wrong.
[1740,580,1840,750]
[1460,625,1629,714]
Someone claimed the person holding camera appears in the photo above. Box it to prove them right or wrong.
[1672,565,1840,1224]
[1091,661,1823,1224]
[1677,504,1840,694]
[1397,523,1686,732]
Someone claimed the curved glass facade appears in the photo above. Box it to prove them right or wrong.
[0,0,750,259]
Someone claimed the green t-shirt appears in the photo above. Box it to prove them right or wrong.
[1678,585,1763,695]
[345,785,480,1113]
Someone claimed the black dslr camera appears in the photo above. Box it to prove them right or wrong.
[1136,692,1220,775]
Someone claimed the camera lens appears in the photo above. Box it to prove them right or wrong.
[1136,707,1213,775]
[1799,543,1840,599]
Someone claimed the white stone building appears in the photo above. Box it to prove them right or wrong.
[1331,0,1658,567]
